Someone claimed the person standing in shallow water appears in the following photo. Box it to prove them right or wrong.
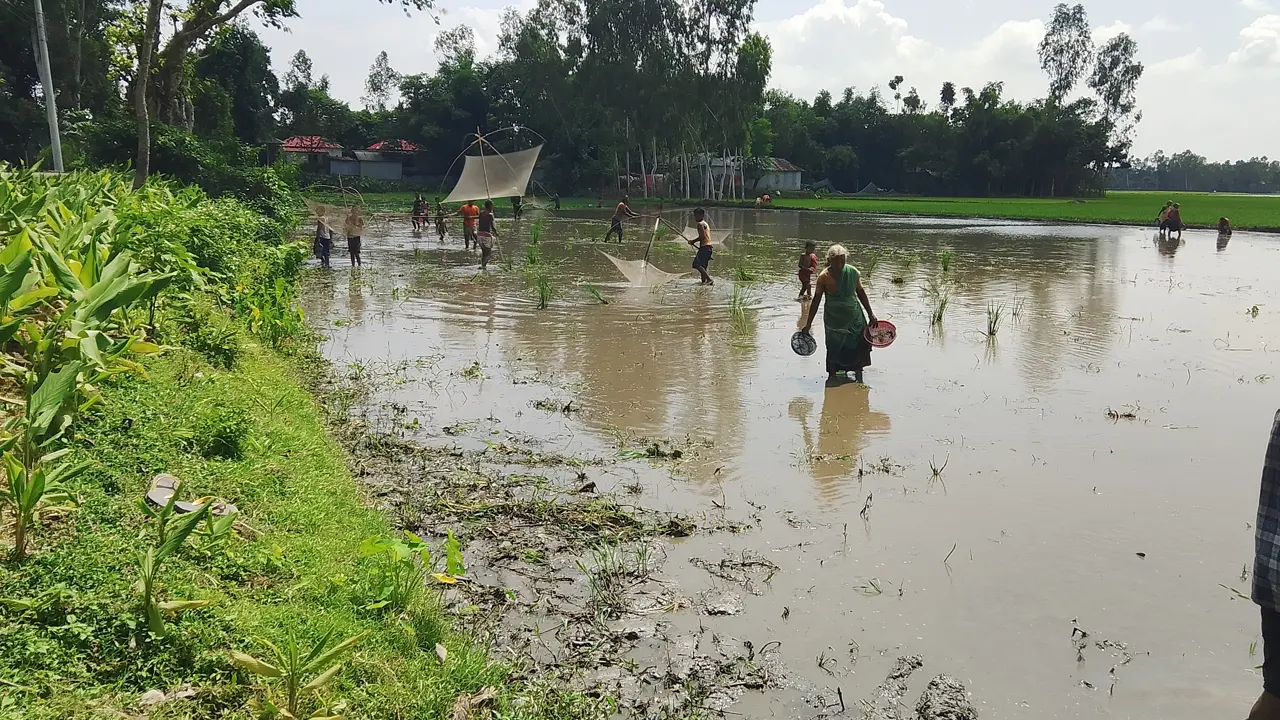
[1248,411,1280,720]
[797,240,818,300]
[477,200,498,270]
[802,244,879,384]
[688,207,714,285]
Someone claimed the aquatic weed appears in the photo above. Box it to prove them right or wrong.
[986,302,1006,337]
[939,250,955,273]
[733,265,756,283]
[860,250,883,281]
[535,272,553,309]
[583,283,608,304]
[729,284,753,342]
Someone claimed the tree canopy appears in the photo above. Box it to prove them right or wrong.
[0,0,1258,199]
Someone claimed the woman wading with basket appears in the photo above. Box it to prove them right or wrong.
[796,244,895,384]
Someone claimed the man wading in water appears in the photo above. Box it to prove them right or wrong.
[687,207,713,285]
[477,200,498,270]
[801,244,879,384]
[611,195,639,242]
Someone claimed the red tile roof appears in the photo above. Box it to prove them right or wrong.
[368,139,421,152]
[282,135,341,151]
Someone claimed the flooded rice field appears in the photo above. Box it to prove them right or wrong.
[303,208,1279,718]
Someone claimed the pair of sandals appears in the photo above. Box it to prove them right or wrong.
[144,474,238,516]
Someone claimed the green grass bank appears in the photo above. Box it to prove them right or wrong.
[0,167,602,720]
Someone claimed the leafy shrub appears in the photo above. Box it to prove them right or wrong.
[173,300,241,369]
[191,404,250,459]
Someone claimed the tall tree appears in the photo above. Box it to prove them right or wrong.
[150,0,435,126]
[939,82,957,114]
[1037,3,1094,103]
[362,51,399,112]
[194,24,279,143]
[1088,33,1143,124]
[133,0,163,188]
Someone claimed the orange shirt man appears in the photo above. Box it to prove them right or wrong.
[458,201,481,249]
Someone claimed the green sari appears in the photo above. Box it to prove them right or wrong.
[823,264,871,374]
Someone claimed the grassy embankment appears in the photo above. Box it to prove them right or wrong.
[0,168,600,719]
[758,191,1280,231]
[306,188,1280,231]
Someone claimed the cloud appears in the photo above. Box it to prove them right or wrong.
[256,1,531,107]
[1137,17,1187,35]
[1228,14,1280,65]
[760,0,1044,103]
[256,0,1280,161]
[1092,21,1132,44]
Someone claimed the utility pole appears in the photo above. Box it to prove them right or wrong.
[33,0,65,172]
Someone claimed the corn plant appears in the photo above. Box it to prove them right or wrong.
[229,629,364,720]
[137,485,213,637]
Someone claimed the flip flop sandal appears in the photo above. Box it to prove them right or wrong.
[145,474,238,516]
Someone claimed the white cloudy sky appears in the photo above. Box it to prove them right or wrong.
[257,0,1280,161]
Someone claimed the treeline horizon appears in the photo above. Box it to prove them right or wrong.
[3,0,1272,198]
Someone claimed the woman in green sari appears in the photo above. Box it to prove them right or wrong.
[801,244,879,383]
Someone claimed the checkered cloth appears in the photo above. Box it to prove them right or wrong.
[1254,410,1280,611]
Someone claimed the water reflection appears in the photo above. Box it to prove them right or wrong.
[305,210,1280,720]
[790,385,891,504]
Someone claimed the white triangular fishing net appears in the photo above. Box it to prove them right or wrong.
[444,145,543,203]
[599,251,684,287]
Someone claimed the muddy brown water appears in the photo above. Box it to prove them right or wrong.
[304,208,1279,718]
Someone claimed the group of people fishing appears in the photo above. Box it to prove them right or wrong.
[1156,200,1235,240]
[311,205,364,269]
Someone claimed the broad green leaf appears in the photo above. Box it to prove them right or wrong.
[158,599,212,612]
[228,651,283,678]
[35,238,84,295]
[8,285,58,311]
[0,251,34,308]
[0,319,22,345]
[155,502,211,562]
[300,663,344,692]
[431,573,458,585]
[29,361,84,438]
[129,341,162,355]
[0,232,32,265]
[446,530,466,577]
[79,333,105,368]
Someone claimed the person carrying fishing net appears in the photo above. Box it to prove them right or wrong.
[801,244,879,384]
[611,195,639,242]
[688,208,714,285]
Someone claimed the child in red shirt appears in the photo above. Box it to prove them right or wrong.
[798,240,818,299]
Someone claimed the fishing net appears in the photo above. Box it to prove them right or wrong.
[675,226,731,247]
[599,251,684,287]
[304,198,377,235]
[444,145,543,203]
